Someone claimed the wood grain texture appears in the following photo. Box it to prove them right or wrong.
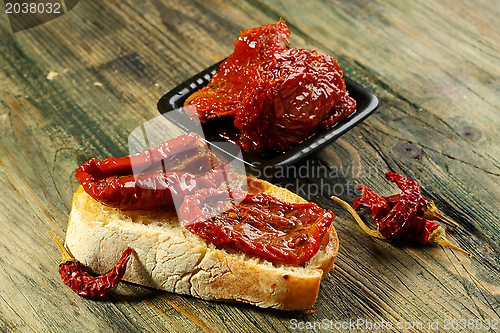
[0,0,499,332]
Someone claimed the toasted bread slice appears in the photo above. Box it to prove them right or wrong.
[65,176,338,310]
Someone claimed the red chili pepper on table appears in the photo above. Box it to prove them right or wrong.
[179,186,335,264]
[49,231,133,297]
[75,133,229,210]
[331,172,471,256]
[355,183,458,229]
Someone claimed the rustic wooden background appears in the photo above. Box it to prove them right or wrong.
[0,0,499,332]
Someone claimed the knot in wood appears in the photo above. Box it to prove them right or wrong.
[394,141,423,160]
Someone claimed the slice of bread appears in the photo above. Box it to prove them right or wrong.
[65,176,339,310]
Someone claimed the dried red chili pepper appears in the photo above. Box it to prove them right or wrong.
[184,19,356,154]
[179,187,335,264]
[352,185,392,223]
[331,172,470,256]
[75,133,229,210]
[382,193,458,228]
[49,231,133,297]
[375,172,424,239]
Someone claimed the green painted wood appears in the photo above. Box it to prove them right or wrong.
[0,0,499,332]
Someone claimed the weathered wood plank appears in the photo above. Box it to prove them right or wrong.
[0,0,499,332]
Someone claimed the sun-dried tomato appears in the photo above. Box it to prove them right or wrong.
[179,187,335,264]
[75,133,229,210]
[184,19,356,154]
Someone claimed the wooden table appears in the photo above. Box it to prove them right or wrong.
[1,0,499,332]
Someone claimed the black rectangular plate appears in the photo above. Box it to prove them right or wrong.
[157,60,378,170]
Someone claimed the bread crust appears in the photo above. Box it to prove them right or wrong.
[65,177,338,310]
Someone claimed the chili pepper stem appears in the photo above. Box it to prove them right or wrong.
[424,201,459,228]
[330,196,386,240]
[427,227,472,257]
[48,231,79,264]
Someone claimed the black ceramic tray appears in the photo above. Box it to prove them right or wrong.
[157,60,378,170]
